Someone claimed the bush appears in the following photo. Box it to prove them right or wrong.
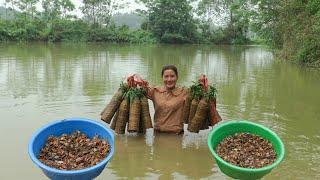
[127,30,157,43]
[50,20,88,42]
[160,33,192,43]
[297,40,320,64]
[0,20,9,41]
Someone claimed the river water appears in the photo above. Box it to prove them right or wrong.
[0,43,319,179]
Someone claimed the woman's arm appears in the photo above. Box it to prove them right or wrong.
[146,86,155,100]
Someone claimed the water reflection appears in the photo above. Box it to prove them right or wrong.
[106,132,215,179]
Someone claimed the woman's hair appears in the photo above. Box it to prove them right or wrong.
[161,64,178,77]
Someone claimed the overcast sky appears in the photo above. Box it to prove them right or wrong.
[0,0,144,17]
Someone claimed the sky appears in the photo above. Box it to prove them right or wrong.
[0,0,144,17]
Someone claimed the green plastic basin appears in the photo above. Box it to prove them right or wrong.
[208,120,285,180]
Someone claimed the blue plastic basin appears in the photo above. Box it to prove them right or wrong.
[28,118,114,180]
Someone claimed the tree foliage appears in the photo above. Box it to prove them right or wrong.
[81,0,126,27]
[196,0,251,44]
[14,0,38,19]
[250,0,320,66]
[42,0,75,21]
[139,0,197,43]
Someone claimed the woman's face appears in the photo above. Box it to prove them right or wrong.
[162,69,178,90]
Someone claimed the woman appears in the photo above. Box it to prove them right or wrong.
[130,65,187,134]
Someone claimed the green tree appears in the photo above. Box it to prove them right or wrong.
[6,0,16,19]
[42,0,75,21]
[60,0,75,18]
[249,0,283,47]
[196,0,217,37]
[3,0,9,19]
[139,0,197,43]
[14,0,39,20]
[249,0,320,65]
[229,0,251,43]
[81,0,126,27]
[197,0,251,44]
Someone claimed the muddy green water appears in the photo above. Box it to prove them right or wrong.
[0,43,319,179]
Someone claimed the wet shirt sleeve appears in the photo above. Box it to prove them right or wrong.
[147,86,155,100]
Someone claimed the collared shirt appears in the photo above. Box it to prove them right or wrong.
[148,86,188,133]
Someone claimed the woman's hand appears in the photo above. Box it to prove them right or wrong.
[125,74,148,88]
[199,74,208,91]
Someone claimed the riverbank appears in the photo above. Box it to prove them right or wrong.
[0,19,254,44]
[0,19,157,43]
[1,18,318,68]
